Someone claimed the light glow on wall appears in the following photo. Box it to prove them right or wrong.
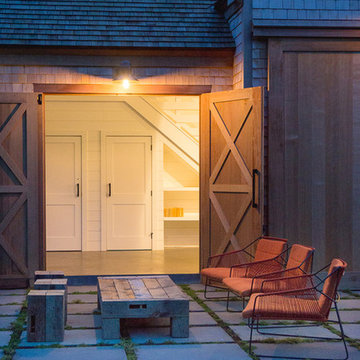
[122,79,130,89]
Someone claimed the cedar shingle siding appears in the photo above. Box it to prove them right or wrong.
[250,0,360,87]
[253,0,360,21]
[0,0,234,48]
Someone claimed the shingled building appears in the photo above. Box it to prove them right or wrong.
[0,0,360,288]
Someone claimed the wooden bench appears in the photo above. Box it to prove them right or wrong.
[97,275,189,339]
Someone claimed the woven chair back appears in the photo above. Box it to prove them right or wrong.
[254,238,287,263]
[286,244,314,275]
[319,258,347,318]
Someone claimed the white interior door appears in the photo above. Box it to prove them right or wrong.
[46,136,82,251]
[106,136,152,250]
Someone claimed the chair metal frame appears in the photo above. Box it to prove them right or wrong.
[225,246,313,312]
[246,262,348,360]
[203,236,288,300]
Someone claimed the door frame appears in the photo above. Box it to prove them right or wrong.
[38,88,205,271]
[100,132,153,251]
[45,131,88,251]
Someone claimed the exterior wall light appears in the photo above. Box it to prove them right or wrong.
[112,60,137,89]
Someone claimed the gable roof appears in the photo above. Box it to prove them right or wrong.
[0,0,234,48]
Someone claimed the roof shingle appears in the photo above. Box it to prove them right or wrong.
[0,0,235,48]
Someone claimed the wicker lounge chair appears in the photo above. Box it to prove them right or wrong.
[223,244,315,310]
[242,258,348,360]
[200,236,288,299]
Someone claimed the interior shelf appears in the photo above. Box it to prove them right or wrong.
[164,187,199,192]
[164,213,199,221]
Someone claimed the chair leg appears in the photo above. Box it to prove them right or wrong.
[248,317,349,360]
[204,278,209,299]
[203,278,229,300]
[226,290,230,311]
[334,302,349,360]
[226,290,244,312]
[249,318,255,355]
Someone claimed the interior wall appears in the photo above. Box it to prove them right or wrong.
[45,95,164,251]
[45,94,200,251]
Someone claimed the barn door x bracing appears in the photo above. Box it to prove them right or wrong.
[0,93,42,287]
[200,87,264,268]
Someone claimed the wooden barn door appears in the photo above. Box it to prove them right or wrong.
[0,93,43,288]
[200,87,264,268]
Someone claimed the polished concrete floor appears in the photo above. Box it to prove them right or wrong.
[46,247,199,275]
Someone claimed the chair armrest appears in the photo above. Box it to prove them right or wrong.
[231,256,285,278]
[252,266,307,280]
[208,248,254,268]
[259,273,316,293]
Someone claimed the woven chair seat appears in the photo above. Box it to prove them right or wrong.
[201,267,231,282]
[242,292,326,322]
[223,277,255,296]
[201,236,288,300]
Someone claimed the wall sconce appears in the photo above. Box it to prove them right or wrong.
[112,60,137,89]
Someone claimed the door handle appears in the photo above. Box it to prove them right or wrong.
[108,183,112,197]
[76,183,80,197]
[252,169,260,208]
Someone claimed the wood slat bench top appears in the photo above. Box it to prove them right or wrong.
[98,275,187,302]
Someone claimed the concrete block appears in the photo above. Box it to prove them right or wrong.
[0,331,12,346]
[337,299,360,309]
[68,294,97,303]
[0,295,25,305]
[254,341,355,359]
[215,311,244,325]
[329,310,360,322]
[230,324,337,341]
[0,316,17,330]
[0,305,22,316]
[14,347,127,360]
[27,289,65,342]
[129,325,233,344]
[332,323,360,339]
[67,303,98,315]
[34,279,68,324]
[34,271,64,281]
[203,300,243,312]
[189,312,217,326]
[66,315,101,329]
[68,285,97,294]
[171,315,189,338]
[0,289,26,296]
[19,329,118,347]
[136,344,252,360]
[189,301,204,312]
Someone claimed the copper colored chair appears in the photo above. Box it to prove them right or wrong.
[223,244,315,310]
[201,236,288,299]
[242,258,348,360]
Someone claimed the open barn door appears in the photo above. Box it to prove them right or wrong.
[200,87,264,268]
[0,93,43,288]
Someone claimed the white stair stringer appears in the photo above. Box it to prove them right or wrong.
[123,96,199,166]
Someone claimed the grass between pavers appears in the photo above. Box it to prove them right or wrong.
[64,326,101,330]
[342,290,360,299]
[323,322,360,351]
[69,300,86,304]
[180,285,358,359]
[180,285,258,360]
[2,299,27,360]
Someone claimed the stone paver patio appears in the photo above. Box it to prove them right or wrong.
[0,284,358,359]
